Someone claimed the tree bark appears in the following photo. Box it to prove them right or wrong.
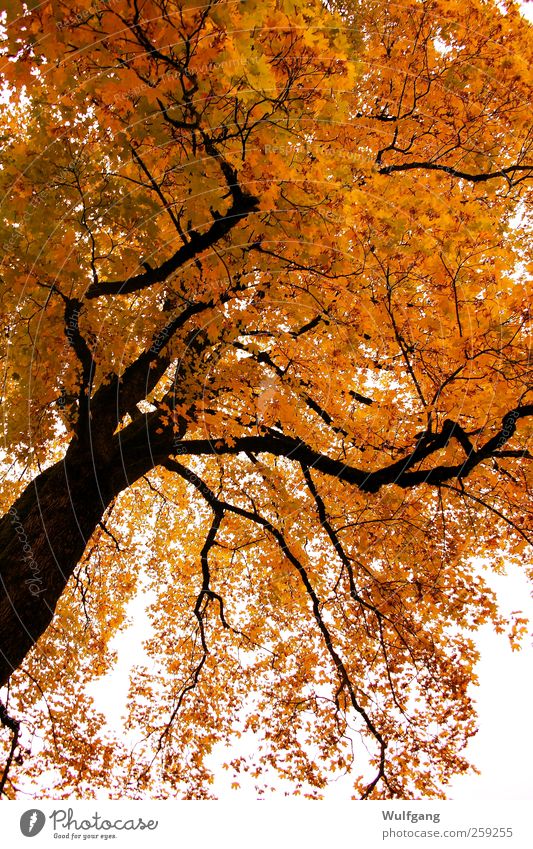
[0,437,149,688]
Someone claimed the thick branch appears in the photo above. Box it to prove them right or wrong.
[60,296,96,441]
[86,194,258,299]
[165,406,532,494]
[378,161,532,183]
[89,299,212,430]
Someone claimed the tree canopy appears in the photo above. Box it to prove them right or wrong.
[0,0,531,799]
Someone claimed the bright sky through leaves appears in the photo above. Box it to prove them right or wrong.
[0,0,531,800]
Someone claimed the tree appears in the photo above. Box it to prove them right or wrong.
[0,0,531,800]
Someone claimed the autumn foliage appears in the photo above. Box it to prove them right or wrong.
[0,0,531,799]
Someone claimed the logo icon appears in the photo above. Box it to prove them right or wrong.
[20,810,46,837]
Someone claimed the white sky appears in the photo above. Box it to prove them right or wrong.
[88,554,533,800]
[446,567,533,801]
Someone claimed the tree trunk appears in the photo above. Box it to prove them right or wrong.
[0,444,120,687]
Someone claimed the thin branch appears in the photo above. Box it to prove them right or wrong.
[162,458,390,798]
[440,483,532,545]
[0,701,20,797]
